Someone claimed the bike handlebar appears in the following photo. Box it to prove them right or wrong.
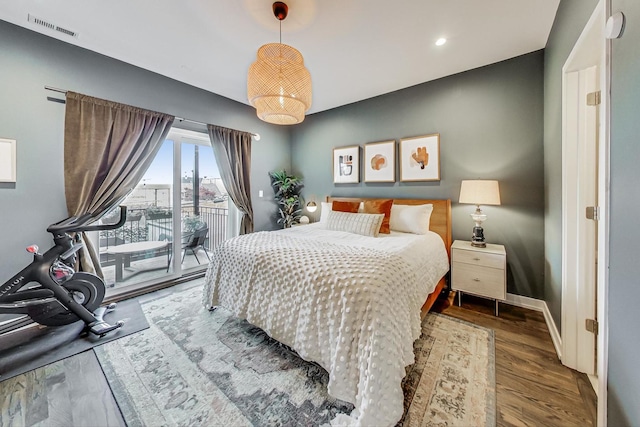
[47,206,128,234]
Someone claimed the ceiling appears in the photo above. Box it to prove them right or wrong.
[0,0,560,115]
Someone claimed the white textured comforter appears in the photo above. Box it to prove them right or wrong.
[202,224,449,426]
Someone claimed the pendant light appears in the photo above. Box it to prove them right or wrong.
[247,2,312,125]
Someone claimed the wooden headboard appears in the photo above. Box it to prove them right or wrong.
[326,197,452,258]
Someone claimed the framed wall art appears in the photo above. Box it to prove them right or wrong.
[363,140,395,183]
[0,138,16,183]
[333,145,360,184]
[399,134,440,182]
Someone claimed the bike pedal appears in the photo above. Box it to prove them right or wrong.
[93,304,117,322]
[87,320,124,337]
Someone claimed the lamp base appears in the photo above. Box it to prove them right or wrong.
[471,225,486,248]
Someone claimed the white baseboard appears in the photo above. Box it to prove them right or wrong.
[588,374,599,397]
[505,293,563,360]
[505,293,546,311]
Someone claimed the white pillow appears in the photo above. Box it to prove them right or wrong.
[326,211,385,237]
[319,201,333,223]
[319,201,365,222]
[389,203,433,234]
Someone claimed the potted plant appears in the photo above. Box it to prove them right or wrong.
[268,170,304,228]
[182,215,204,233]
[145,206,172,220]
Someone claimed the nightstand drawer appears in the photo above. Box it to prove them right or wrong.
[451,262,506,300]
[453,249,504,269]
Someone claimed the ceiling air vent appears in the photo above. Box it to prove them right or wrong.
[28,14,78,38]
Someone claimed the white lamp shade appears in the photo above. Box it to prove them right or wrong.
[306,201,317,212]
[459,180,501,206]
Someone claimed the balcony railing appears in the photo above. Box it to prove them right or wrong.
[99,206,228,266]
[180,206,228,250]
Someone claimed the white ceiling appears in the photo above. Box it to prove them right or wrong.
[0,0,560,115]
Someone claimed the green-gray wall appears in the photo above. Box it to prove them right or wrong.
[6,4,640,422]
[609,0,640,424]
[543,0,599,330]
[0,21,290,284]
[291,51,545,299]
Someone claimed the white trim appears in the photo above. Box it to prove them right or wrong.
[226,201,241,239]
[561,2,603,374]
[171,141,182,273]
[588,374,599,397]
[597,0,611,425]
[0,138,17,183]
[166,127,210,144]
[505,292,545,311]
[505,293,563,360]
[542,301,563,362]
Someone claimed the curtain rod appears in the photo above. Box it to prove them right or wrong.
[44,86,261,140]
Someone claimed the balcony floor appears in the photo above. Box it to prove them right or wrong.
[102,251,208,293]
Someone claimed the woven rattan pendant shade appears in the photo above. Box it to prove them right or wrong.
[248,43,312,125]
[247,3,311,125]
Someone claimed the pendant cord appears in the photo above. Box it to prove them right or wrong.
[279,20,282,45]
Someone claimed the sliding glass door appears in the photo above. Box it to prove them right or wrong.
[179,139,229,271]
[99,128,229,297]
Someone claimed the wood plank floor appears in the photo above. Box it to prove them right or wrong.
[0,287,596,427]
[440,293,597,427]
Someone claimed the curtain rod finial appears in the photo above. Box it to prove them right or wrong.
[253,133,261,141]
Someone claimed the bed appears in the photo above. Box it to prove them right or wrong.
[202,198,451,426]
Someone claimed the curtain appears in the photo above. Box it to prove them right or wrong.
[64,91,174,276]
[207,124,254,235]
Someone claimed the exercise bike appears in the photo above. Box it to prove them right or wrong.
[0,207,128,337]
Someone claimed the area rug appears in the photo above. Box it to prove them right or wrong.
[95,284,495,426]
[0,297,149,381]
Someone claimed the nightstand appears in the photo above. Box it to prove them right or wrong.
[451,240,506,316]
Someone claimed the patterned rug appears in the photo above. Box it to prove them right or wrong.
[94,283,495,427]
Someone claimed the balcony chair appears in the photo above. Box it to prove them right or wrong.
[181,224,211,265]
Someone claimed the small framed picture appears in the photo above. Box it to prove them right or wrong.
[0,138,17,183]
[333,145,360,184]
[364,140,395,182]
[399,134,440,182]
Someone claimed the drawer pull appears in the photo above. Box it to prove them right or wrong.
[473,278,480,282]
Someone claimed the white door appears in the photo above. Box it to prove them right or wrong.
[562,66,599,375]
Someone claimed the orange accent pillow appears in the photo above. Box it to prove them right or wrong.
[332,201,360,213]
[363,199,393,234]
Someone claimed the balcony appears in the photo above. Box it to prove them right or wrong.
[99,205,228,288]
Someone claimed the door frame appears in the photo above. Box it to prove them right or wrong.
[561,1,609,425]
[166,127,212,274]
[105,127,214,300]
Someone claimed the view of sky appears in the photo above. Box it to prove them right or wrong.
[141,139,220,185]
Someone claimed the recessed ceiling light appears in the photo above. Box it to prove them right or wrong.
[435,38,447,46]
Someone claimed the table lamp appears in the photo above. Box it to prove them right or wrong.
[306,201,317,213]
[459,180,501,247]
[306,200,317,223]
